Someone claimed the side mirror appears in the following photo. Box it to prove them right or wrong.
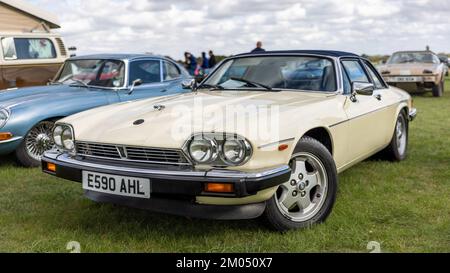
[350,82,375,102]
[182,79,197,90]
[128,79,142,95]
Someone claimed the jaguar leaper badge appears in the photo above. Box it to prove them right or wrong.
[154,104,165,111]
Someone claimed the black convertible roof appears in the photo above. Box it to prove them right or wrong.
[237,50,359,58]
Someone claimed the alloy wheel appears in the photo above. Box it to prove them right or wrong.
[275,152,328,222]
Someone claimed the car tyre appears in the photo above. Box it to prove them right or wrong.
[263,136,338,232]
[384,111,409,161]
[432,80,443,97]
[15,121,55,167]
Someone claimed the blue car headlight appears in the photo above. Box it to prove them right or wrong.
[0,108,10,129]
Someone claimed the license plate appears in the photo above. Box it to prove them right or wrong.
[82,171,151,199]
[394,76,422,82]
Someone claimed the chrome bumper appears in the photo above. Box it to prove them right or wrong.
[409,108,417,121]
[0,136,23,144]
[42,151,291,198]
[0,136,23,155]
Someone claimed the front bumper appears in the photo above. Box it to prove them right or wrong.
[0,136,23,155]
[409,108,418,121]
[387,81,437,92]
[42,151,291,220]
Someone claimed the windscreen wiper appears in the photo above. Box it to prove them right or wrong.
[69,79,91,89]
[197,83,225,90]
[230,77,273,91]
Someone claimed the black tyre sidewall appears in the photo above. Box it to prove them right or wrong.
[14,121,54,167]
[263,136,338,232]
[387,112,409,161]
[15,138,40,167]
[432,81,443,97]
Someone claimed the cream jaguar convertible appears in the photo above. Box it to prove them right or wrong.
[42,50,417,231]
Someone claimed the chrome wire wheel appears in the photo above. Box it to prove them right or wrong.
[275,152,328,222]
[395,115,407,156]
[25,121,55,161]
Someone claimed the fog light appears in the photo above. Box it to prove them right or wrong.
[204,183,234,193]
[46,163,56,172]
[0,132,13,141]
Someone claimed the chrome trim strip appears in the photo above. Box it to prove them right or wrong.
[258,138,296,149]
[329,102,399,128]
[206,165,291,179]
[201,53,343,94]
[79,154,192,166]
[47,152,290,179]
[0,136,22,144]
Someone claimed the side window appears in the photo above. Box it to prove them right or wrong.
[1,37,56,60]
[342,60,369,83]
[1,37,17,59]
[129,60,161,85]
[163,61,181,81]
[363,60,385,89]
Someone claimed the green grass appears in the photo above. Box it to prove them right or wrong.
[1,79,449,253]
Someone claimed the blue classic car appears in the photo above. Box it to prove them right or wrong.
[0,54,191,167]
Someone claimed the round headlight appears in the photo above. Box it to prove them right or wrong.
[61,127,74,150]
[53,125,63,147]
[0,108,10,129]
[189,138,217,163]
[222,139,246,165]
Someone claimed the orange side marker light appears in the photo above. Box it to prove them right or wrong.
[0,132,13,141]
[278,144,289,151]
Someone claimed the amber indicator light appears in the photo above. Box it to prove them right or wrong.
[204,183,234,193]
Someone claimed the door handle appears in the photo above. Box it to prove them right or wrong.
[161,89,167,92]
[375,94,382,101]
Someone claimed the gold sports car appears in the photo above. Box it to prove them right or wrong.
[42,50,417,231]
[379,50,446,97]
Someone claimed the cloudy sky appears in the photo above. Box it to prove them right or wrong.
[28,0,450,59]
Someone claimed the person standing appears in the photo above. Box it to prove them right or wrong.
[184,52,197,76]
[201,52,209,69]
[208,50,217,68]
[251,41,265,53]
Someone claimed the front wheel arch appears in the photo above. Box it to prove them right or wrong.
[301,127,334,156]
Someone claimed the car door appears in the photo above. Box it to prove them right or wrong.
[118,59,171,101]
[341,58,393,164]
[161,60,187,95]
[361,59,398,144]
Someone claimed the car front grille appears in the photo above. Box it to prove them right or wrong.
[75,141,191,165]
